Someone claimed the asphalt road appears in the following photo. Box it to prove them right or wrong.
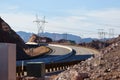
[17,44,99,65]
[17,45,71,65]
[47,46,71,56]
[59,45,99,62]
[68,45,99,55]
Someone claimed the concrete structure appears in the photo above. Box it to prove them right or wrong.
[27,62,45,78]
[17,44,73,65]
[0,43,16,80]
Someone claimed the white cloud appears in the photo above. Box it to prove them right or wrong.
[49,8,120,38]
[86,8,120,26]
[0,4,20,13]
[0,13,37,33]
[7,5,19,10]
[0,8,120,38]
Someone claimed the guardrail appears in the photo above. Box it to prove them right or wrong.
[48,44,73,52]
[16,44,75,66]
[16,60,84,77]
[46,44,74,62]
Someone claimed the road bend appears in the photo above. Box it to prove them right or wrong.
[59,45,99,62]
[17,44,71,66]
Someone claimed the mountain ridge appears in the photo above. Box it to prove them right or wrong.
[17,31,96,43]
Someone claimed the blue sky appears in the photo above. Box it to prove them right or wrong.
[0,0,120,38]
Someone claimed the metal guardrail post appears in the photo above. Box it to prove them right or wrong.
[16,60,84,77]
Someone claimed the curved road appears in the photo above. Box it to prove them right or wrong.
[68,45,99,55]
[17,45,71,65]
[47,46,71,56]
[59,45,99,62]
[17,44,99,65]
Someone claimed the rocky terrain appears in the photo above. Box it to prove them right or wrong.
[53,36,120,80]
[79,40,110,50]
[2,17,120,80]
[20,36,120,80]
[0,17,30,60]
[28,34,52,43]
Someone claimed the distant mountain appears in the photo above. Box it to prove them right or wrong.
[17,31,95,43]
[17,31,32,42]
[43,32,82,43]
[82,38,95,43]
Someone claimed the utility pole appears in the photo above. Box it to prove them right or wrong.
[109,28,114,38]
[98,29,106,41]
[63,33,68,40]
[79,34,83,43]
[33,15,41,36]
[98,29,106,48]
[53,33,57,41]
[33,15,47,43]
[33,15,47,37]
[98,29,103,40]
[40,16,48,37]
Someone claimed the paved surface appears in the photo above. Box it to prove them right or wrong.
[59,45,99,62]
[17,44,99,66]
[17,45,71,66]
[47,46,71,56]
[68,46,99,55]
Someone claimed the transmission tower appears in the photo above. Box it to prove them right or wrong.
[33,15,47,38]
[98,29,107,49]
[53,33,57,41]
[63,33,68,40]
[109,28,114,38]
[98,29,106,41]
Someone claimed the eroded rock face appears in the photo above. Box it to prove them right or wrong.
[28,34,52,43]
[28,34,38,42]
[0,17,29,60]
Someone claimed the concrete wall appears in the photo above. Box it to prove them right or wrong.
[49,44,73,52]
[27,62,45,78]
[0,43,16,80]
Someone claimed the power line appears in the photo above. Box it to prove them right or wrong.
[63,33,68,40]
[33,15,47,37]
[97,29,107,40]
[109,28,114,38]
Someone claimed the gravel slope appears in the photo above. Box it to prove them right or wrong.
[54,39,120,80]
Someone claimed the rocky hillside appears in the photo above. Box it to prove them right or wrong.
[28,34,52,43]
[0,17,30,60]
[54,36,120,80]
[0,17,50,60]
[79,40,110,50]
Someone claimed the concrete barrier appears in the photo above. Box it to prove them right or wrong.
[45,44,74,63]
[0,43,16,80]
[17,44,75,66]
[27,62,45,78]
[48,44,73,52]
